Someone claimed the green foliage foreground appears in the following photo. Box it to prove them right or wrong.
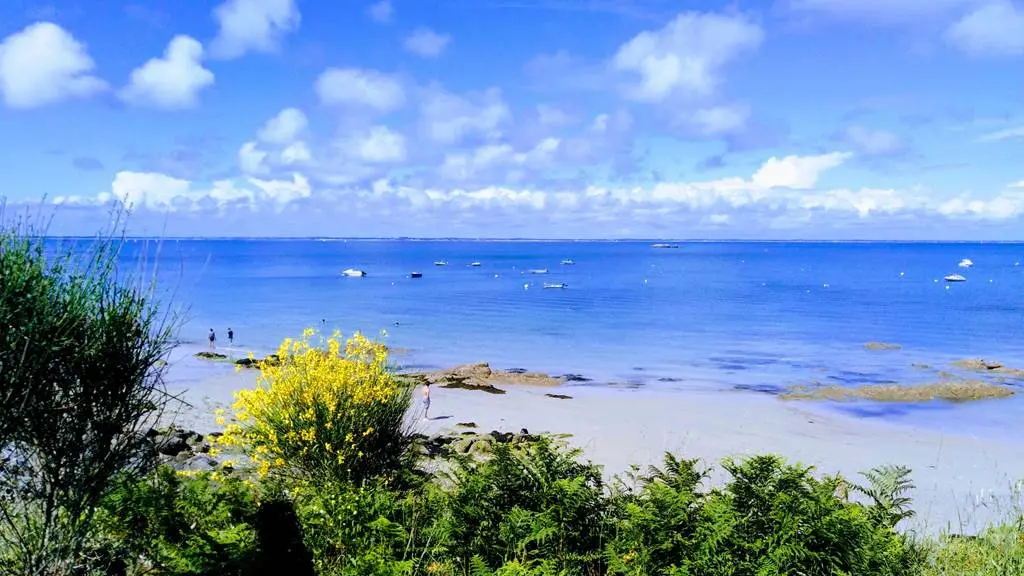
[1,221,1022,575]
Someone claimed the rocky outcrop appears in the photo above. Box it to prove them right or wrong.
[134,426,224,471]
[864,342,902,351]
[412,428,547,459]
[235,354,281,369]
[194,352,228,360]
[406,363,565,394]
[952,358,1024,378]
[545,393,573,400]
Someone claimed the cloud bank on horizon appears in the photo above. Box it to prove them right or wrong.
[0,0,1023,239]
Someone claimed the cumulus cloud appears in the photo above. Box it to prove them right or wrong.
[403,28,452,58]
[946,1,1024,56]
[367,0,393,24]
[0,22,107,108]
[47,150,1024,238]
[418,86,511,145]
[119,36,214,109]
[611,11,763,102]
[209,0,300,59]
[750,152,851,189]
[257,107,307,144]
[335,126,408,163]
[315,67,405,112]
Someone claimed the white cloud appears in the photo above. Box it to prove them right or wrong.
[51,152,1024,234]
[676,104,751,136]
[119,36,214,109]
[403,28,451,58]
[947,1,1024,56]
[843,125,906,156]
[281,141,312,164]
[418,86,511,144]
[750,152,851,189]
[209,0,300,59]
[0,22,107,109]
[238,141,269,175]
[336,126,408,163]
[58,170,311,212]
[315,67,405,112]
[367,0,393,24]
[978,125,1024,142]
[258,107,307,144]
[611,11,763,102]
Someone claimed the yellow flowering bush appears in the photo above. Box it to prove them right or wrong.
[218,328,414,486]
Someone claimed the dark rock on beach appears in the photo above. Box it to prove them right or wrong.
[864,342,902,351]
[413,428,553,459]
[561,373,592,382]
[235,354,281,369]
[545,393,573,400]
[194,352,228,360]
[406,363,565,394]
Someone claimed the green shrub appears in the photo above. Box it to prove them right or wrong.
[430,436,609,574]
[97,466,258,575]
[0,223,177,575]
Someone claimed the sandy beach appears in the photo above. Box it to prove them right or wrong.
[165,348,1024,537]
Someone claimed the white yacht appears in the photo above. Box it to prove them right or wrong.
[543,283,568,289]
[958,258,974,268]
[434,260,448,266]
[342,268,366,277]
[560,259,575,265]
[527,268,549,274]
[469,261,481,267]
[944,274,966,282]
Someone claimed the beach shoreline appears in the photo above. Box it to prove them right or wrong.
[164,348,1024,537]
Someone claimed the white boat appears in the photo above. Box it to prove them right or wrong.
[543,283,567,289]
[342,268,366,277]
[958,258,974,268]
[528,268,549,274]
[944,274,966,282]
[469,262,481,267]
[652,243,679,249]
[434,260,448,266]
[560,259,575,265]
[409,272,422,278]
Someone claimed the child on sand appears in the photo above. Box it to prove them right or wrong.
[422,381,431,420]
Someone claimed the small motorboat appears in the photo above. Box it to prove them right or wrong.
[469,262,481,267]
[560,259,575,265]
[342,268,366,277]
[409,272,423,279]
[434,260,448,266]
[652,243,679,249]
[543,283,568,289]
[958,258,974,268]
[944,274,967,282]
[527,268,549,274]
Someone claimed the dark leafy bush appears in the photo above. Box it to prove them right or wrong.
[0,222,178,574]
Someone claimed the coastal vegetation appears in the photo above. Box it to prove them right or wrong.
[1,224,1023,575]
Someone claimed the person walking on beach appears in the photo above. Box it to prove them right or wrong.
[422,381,431,421]
[227,328,234,345]
[208,328,216,349]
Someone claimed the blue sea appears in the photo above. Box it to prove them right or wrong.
[108,239,1024,439]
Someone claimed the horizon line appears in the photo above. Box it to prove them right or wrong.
[44,236,1024,244]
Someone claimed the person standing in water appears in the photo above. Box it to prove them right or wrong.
[208,328,216,349]
[422,381,431,421]
[227,328,234,345]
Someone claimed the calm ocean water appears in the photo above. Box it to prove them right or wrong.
[100,239,1024,438]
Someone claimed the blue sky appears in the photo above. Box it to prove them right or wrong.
[1,0,1023,239]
